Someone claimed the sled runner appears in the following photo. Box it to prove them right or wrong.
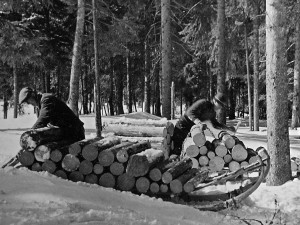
[171,147,270,211]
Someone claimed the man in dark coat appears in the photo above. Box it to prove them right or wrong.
[171,93,235,155]
[18,87,85,141]
[2,87,85,168]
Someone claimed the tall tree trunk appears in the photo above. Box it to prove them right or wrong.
[266,0,291,186]
[93,0,102,137]
[115,55,124,115]
[68,0,85,116]
[216,0,226,124]
[126,49,132,113]
[144,41,151,113]
[244,4,253,131]
[253,0,260,131]
[291,0,300,129]
[154,61,161,116]
[161,0,171,119]
[13,61,18,118]
[81,25,90,114]
[109,57,114,116]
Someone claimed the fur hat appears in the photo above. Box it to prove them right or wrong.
[19,87,33,104]
[213,92,227,108]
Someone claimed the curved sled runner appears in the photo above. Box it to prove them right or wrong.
[187,147,270,211]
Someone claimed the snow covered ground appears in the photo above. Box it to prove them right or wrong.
[1,105,300,225]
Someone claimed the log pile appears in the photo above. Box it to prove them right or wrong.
[17,126,214,196]
[180,124,259,173]
[15,121,273,198]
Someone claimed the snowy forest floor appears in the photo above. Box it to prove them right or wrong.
[1,106,300,225]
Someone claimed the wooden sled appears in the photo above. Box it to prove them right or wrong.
[185,147,270,211]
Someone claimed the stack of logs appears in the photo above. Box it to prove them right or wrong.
[16,123,268,197]
[16,126,212,196]
[181,124,259,173]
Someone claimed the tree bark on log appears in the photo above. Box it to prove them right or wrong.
[81,136,121,160]
[170,168,200,194]
[183,170,209,193]
[20,127,64,151]
[68,137,102,156]
[116,141,151,163]
[104,124,167,137]
[162,158,193,184]
[98,142,136,166]
[148,155,179,182]
[126,149,165,177]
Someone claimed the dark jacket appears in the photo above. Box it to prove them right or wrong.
[32,93,85,141]
[171,99,229,155]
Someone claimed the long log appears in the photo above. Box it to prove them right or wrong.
[34,140,72,162]
[126,149,165,177]
[19,150,35,166]
[104,124,167,137]
[162,158,193,184]
[135,177,150,193]
[148,155,179,182]
[81,136,122,161]
[169,168,200,194]
[79,160,93,175]
[116,141,151,163]
[41,160,56,174]
[20,127,64,151]
[98,142,136,167]
[183,170,209,193]
[62,154,80,172]
[117,173,135,191]
[68,137,102,156]
[99,173,116,188]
